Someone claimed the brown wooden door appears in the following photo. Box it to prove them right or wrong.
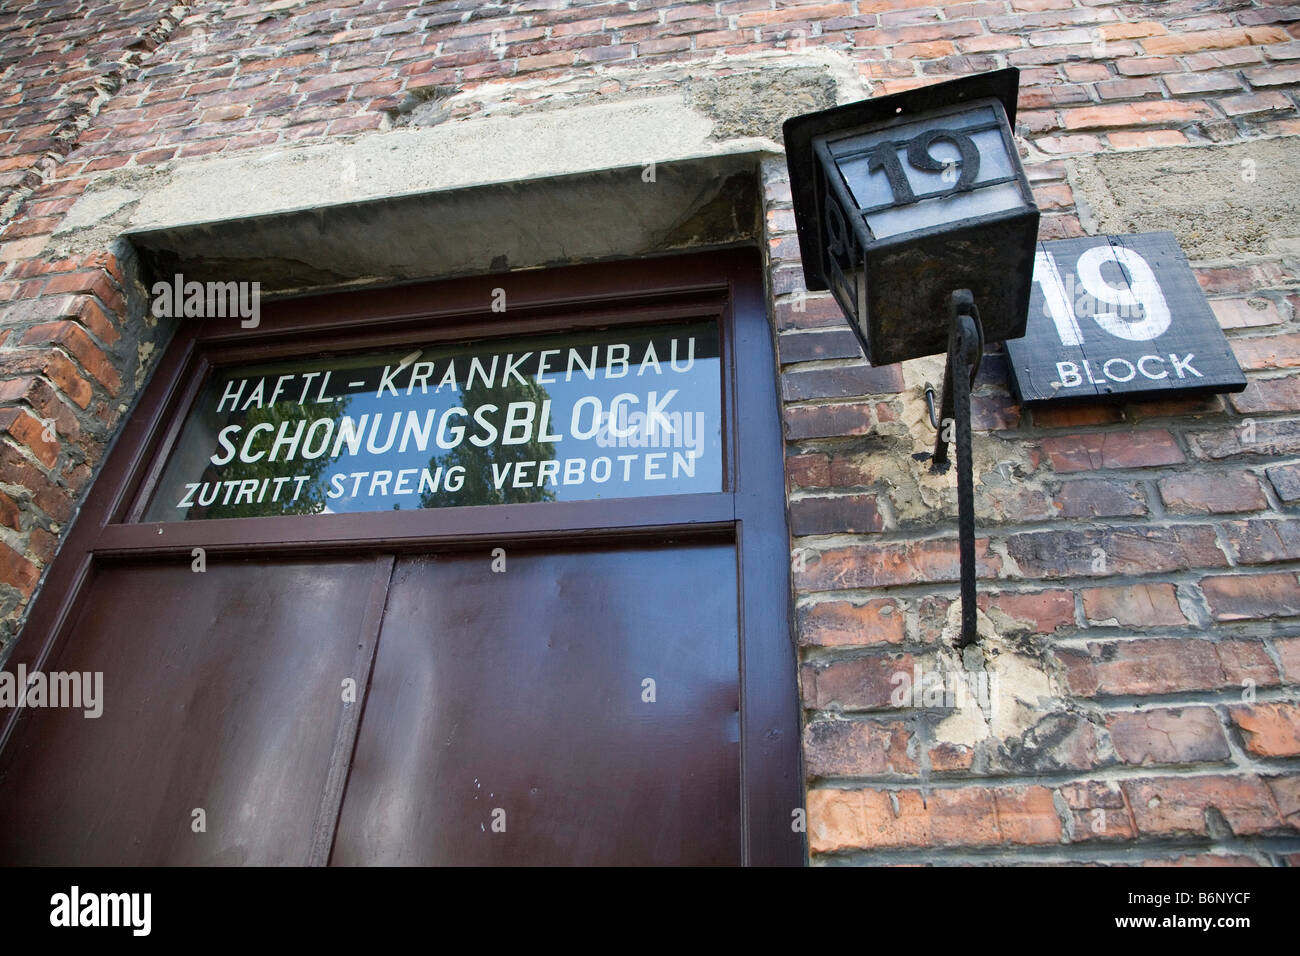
[332,543,741,865]
[0,250,803,866]
[0,557,380,865]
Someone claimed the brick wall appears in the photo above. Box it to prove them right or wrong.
[2,0,1299,864]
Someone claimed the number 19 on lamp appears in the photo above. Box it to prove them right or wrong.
[783,69,1040,367]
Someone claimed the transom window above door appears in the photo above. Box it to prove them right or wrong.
[143,321,722,522]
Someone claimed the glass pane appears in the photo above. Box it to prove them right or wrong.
[143,321,722,521]
[827,101,1025,237]
[864,182,1025,239]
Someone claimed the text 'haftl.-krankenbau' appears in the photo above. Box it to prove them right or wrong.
[177,337,710,510]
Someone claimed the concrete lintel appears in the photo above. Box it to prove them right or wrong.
[126,152,765,295]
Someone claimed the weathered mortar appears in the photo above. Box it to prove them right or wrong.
[1069,137,1300,261]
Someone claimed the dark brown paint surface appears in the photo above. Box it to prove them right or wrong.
[0,558,371,865]
[332,543,741,866]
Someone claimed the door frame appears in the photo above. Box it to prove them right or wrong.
[1,246,805,865]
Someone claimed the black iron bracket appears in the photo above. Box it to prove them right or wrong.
[923,290,985,649]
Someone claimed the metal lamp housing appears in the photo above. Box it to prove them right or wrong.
[784,69,1040,367]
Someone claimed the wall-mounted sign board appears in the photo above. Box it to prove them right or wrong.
[1006,231,1246,404]
[143,322,722,522]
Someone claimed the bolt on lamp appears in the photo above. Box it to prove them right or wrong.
[783,68,1040,648]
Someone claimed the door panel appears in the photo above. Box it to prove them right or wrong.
[0,558,374,865]
[331,542,741,866]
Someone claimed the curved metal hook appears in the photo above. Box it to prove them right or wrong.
[924,383,941,428]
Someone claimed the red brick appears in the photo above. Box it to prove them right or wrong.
[1108,707,1231,765]
[1166,72,1244,96]
[958,34,1022,54]
[517,51,575,71]
[1186,47,1265,71]
[779,330,862,365]
[980,589,1076,634]
[1268,463,1300,502]
[1007,524,1226,578]
[17,321,121,393]
[782,364,905,400]
[1095,77,1161,100]
[826,451,890,487]
[1060,638,1275,697]
[928,741,974,772]
[1158,470,1268,514]
[798,599,905,647]
[785,453,829,490]
[1230,702,1300,757]
[1041,430,1184,472]
[1143,26,1290,56]
[1122,775,1284,837]
[1233,333,1300,371]
[784,402,874,441]
[72,295,120,345]
[807,785,1060,853]
[27,527,57,564]
[0,376,78,438]
[1221,640,1284,688]
[790,494,884,536]
[1197,262,1291,296]
[1244,62,1300,87]
[1277,636,1300,683]
[0,540,40,597]
[1107,129,1189,148]
[774,294,850,331]
[803,719,917,777]
[1114,56,1180,76]
[1100,21,1167,41]
[802,652,934,711]
[1033,405,1124,427]
[1058,781,1136,842]
[1202,572,1300,621]
[1062,62,1111,82]
[0,444,70,523]
[797,537,1002,591]
[1221,519,1300,565]
[1231,376,1300,413]
[1081,583,1188,627]
[1061,99,1215,130]
[0,407,59,468]
[0,489,20,531]
[1031,183,1074,210]
[1054,478,1147,517]
[1267,776,1300,831]
[895,40,955,59]
[1221,91,1294,116]
[1211,296,1284,330]
[1037,214,1086,239]
[41,269,122,310]
[634,36,691,56]
[737,3,853,27]
[41,351,93,409]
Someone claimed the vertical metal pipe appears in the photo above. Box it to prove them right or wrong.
[952,309,980,649]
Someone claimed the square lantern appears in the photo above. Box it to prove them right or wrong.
[783,68,1040,367]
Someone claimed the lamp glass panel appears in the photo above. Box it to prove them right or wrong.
[827,101,1027,240]
[864,181,1024,240]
